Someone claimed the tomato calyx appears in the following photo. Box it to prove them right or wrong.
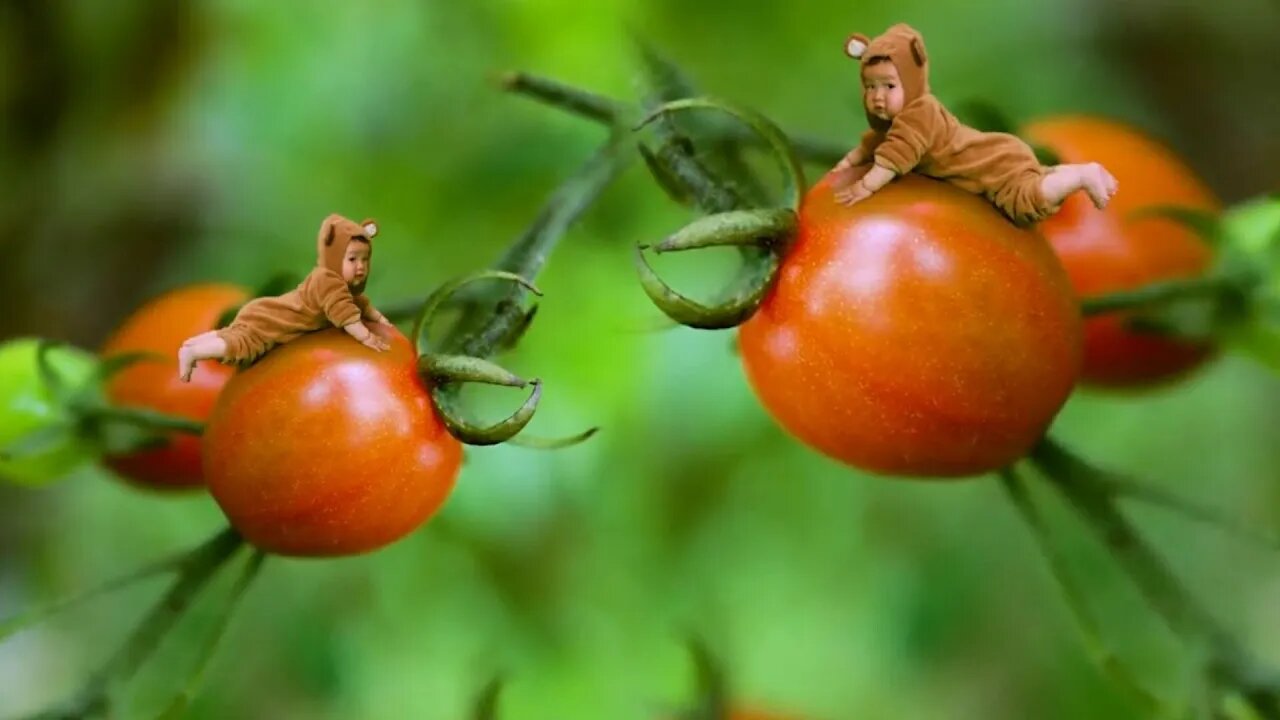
[633,97,806,330]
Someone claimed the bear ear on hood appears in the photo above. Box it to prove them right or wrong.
[844,33,870,59]
[910,36,927,66]
[360,218,379,238]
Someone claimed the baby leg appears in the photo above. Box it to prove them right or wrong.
[178,332,229,382]
[1040,163,1119,210]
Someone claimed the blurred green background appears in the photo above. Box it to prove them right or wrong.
[2,0,1280,718]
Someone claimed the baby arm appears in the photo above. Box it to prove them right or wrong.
[829,130,881,185]
[343,320,390,352]
[306,270,390,352]
[354,294,392,326]
[834,163,898,205]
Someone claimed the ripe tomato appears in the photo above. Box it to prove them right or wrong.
[738,174,1081,478]
[0,338,98,486]
[202,324,462,557]
[1023,117,1220,388]
[100,284,248,489]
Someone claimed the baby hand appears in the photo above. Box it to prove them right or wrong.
[346,322,390,352]
[834,181,873,206]
[359,330,390,352]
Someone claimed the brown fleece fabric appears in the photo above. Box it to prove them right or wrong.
[848,24,1055,226]
[217,214,378,366]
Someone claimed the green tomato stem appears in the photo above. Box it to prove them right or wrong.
[497,71,626,126]
[152,550,266,720]
[1080,275,1245,317]
[445,134,632,359]
[88,405,205,436]
[1029,438,1280,719]
[1000,468,1176,718]
[24,528,244,720]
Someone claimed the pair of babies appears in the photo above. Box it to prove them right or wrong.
[178,24,1117,377]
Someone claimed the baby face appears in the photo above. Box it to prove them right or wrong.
[862,60,905,121]
[342,239,371,293]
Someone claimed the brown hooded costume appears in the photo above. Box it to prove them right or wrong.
[845,24,1055,226]
[217,214,379,366]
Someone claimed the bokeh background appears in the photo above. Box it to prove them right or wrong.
[2,0,1280,718]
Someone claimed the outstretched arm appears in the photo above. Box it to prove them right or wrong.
[343,319,390,352]
[834,163,898,205]
[354,295,392,325]
[829,130,881,182]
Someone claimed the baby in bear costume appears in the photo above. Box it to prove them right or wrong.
[177,213,392,382]
[830,23,1118,225]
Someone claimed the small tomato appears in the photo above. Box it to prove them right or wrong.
[738,174,1081,477]
[203,325,463,557]
[1023,116,1220,388]
[0,338,97,486]
[100,283,249,488]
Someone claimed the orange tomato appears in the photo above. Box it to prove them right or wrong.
[1024,116,1219,388]
[101,284,248,489]
[739,174,1081,477]
[203,324,462,557]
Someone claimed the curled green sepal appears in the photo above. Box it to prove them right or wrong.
[505,426,599,450]
[430,380,543,447]
[420,352,542,446]
[635,97,806,210]
[655,208,795,254]
[636,245,780,330]
[412,271,542,357]
[420,354,528,387]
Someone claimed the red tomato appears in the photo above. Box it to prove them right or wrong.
[203,324,462,557]
[1023,117,1220,388]
[101,284,248,489]
[738,174,1081,478]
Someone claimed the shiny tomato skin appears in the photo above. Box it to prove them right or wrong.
[203,324,462,557]
[101,284,248,489]
[1024,117,1219,388]
[739,174,1082,478]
